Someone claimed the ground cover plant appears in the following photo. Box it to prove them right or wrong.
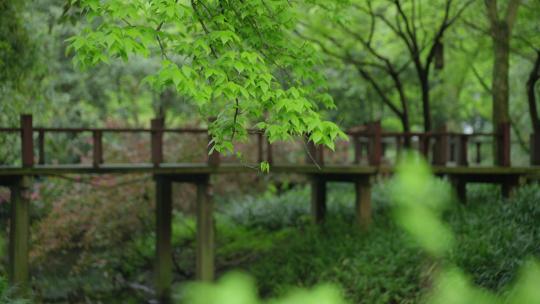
[182,155,540,304]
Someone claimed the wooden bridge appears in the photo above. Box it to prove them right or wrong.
[1,114,540,302]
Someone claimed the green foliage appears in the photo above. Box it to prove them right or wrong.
[390,153,454,256]
[69,0,347,154]
[181,272,347,304]
[0,0,34,84]
[232,178,540,303]
[392,153,540,304]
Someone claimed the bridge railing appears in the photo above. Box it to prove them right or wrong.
[0,114,521,168]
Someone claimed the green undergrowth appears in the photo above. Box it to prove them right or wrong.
[210,182,540,303]
[15,181,540,303]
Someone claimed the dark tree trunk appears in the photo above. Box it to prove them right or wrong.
[492,23,511,127]
[527,51,540,165]
[401,108,411,148]
[420,72,432,132]
[527,51,540,134]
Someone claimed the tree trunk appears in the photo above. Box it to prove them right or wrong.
[492,24,511,126]
[527,51,540,165]
[491,23,511,165]
[527,51,540,134]
[420,74,432,132]
[400,113,411,148]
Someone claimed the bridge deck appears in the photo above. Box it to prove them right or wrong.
[0,163,538,177]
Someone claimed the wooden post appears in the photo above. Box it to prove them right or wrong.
[207,137,220,167]
[38,129,45,165]
[368,121,382,166]
[419,135,429,158]
[395,135,402,159]
[20,115,33,167]
[433,125,448,165]
[450,177,466,203]
[257,132,264,163]
[266,139,273,165]
[154,175,172,303]
[530,133,540,165]
[355,178,372,229]
[306,139,324,166]
[449,137,456,163]
[207,118,220,167]
[92,130,103,167]
[501,176,519,199]
[151,118,164,167]
[496,122,511,167]
[458,135,468,166]
[8,176,31,296]
[196,180,214,281]
[475,141,482,164]
[353,135,362,164]
[310,176,326,224]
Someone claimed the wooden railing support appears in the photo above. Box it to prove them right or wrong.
[419,134,429,158]
[449,136,456,163]
[353,135,362,164]
[266,138,273,165]
[8,176,31,296]
[151,118,164,167]
[496,122,511,167]
[355,177,372,229]
[306,139,324,166]
[196,179,214,281]
[310,176,326,224]
[257,132,264,163]
[38,129,45,165]
[92,130,103,167]
[395,135,402,160]
[450,176,467,203]
[433,125,448,166]
[458,135,469,166]
[368,121,382,166]
[475,141,482,164]
[206,118,220,167]
[154,175,172,303]
[20,115,33,167]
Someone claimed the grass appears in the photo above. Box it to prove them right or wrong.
[213,182,540,303]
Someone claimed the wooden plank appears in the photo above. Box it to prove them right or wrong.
[8,176,30,296]
[355,178,372,229]
[2,163,539,177]
[154,175,172,303]
[310,176,326,224]
[0,163,381,176]
[196,180,214,281]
